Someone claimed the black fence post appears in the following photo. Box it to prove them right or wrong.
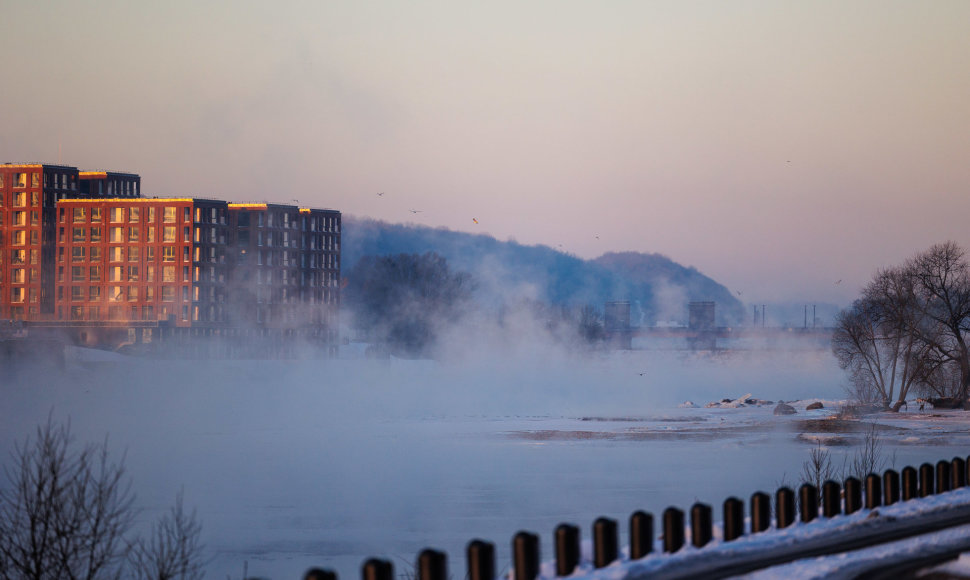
[844,477,862,515]
[593,517,619,568]
[629,511,653,560]
[723,497,744,542]
[884,469,900,505]
[919,463,934,498]
[937,460,952,494]
[362,558,394,580]
[865,474,882,509]
[467,540,494,580]
[953,457,967,489]
[902,466,918,500]
[799,484,818,523]
[417,549,447,580]
[513,532,540,580]
[822,480,841,518]
[690,503,713,548]
[305,568,337,580]
[751,492,770,533]
[776,487,795,529]
[555,524,580,577]
[662,507,685,553]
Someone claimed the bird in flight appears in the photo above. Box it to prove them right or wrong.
[835,279,842,285]
[472,218,479,224]
[736,290,743,296]
[409,209,422,214]
[377,192,385,197]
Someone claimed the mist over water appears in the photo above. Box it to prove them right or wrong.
[2,347,855,579]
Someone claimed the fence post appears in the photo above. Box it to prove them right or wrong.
[723,497,744,541]
[844,477,862,514]
[953,457,967,489]
[865,474,882,509]
[593,517,619,568]
[629,511,654,560]
[513,532,540,580]
[662,507,685,553]
[362,559,394,580]
[467,540,494,580]
[799,484,818,523]
[902,466,918,500]
[417,549,447,580]
[555,524,580,577]
[305,568,337,580]
[776,487,795,529]
[937,460,952,494]
[884,469,900,505]
[690,503,713,548]
[751,492,770,533]
[822,480,841,518]
[918,463,934,498]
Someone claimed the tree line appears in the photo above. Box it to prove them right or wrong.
[832,241,970,411]
[344,251,607,357]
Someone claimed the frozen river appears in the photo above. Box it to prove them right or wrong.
[3,348,968,579]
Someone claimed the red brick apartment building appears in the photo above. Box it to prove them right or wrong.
[0,163,340,357]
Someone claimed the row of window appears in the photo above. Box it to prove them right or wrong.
[2,210,41,226]
[0,191,41,207]
[66,304,185,322]
[63,205,187,224]
[59,245,186,264]
[61,284,186,303]
[62,225,190,244]
[0,172,77,191]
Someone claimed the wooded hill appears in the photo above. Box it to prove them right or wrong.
[342,216,744,326]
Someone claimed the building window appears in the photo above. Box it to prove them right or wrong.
[89,286,101,301]
[11,288,24,303]
[162,226,175,243]
[161,287,175,302]
[129,207,140,222]
[72,207,86,223]
[110,208,124,223]
[147,207,155,223]
[90,227,101,242]
[91,207,102,223]
[146,246,154,262]
[109,287,124,302]
[128,266,139,282]
[109,247,123,262]
[109,227,124,243]
[142,306,153,320]
[147,227,156,243]
[71,286,84,302]
[128,227,139,243]
[128,247,139,262]
[11,230,25,246]
[146,287,154,301]
[162,266,175,282]
[12,211,25,226]
[72,247,85,262]
[183,207,190,222]
[90,247,101,262]
[109,266,123,282]
[72,227,85,243]
[127,286,138,301]
[163,207,176,223]
[146,265,155,282]
[162,246,175,262]
[182,266,189,282]
[11,269,25,284]
[71,306,84,321]
[89,266,101,282]
[184,227,191,242]
[11,250,25,265]
[14,173,27,188]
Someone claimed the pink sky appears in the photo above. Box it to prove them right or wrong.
[2,0,968,304]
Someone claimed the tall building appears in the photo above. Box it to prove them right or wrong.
[0,162,341,356]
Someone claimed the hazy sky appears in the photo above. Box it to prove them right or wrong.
[2,0,968,304]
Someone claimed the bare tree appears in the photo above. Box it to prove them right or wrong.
[128,490,204,580]
[800,440,836,496]
[832,267,934,410]
[0,418,205,580]
[0,416,134,580]
[845,423,894,480]
[903,241,970,407]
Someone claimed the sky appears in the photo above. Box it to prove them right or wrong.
[2,0,968,304]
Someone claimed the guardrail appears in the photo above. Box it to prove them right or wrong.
[301,455,970,580]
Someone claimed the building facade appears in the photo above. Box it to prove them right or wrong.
[0,163,340,356]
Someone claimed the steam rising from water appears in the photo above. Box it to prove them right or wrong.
[1,346,845,578]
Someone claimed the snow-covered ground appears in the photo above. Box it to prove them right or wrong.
[2,348,969,579]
